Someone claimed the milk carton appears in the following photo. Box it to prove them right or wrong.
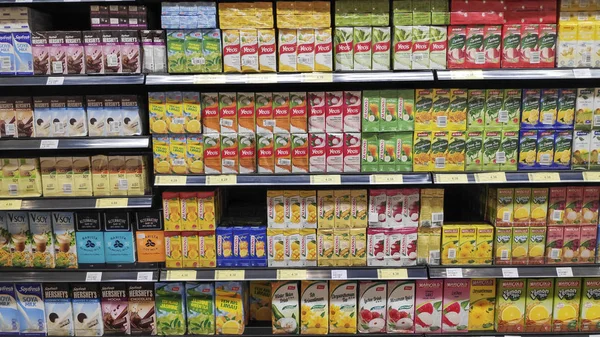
[358,282,387,333]
[0,32,15,75]
[44,283,74,336]
[387,281,415,333]
[15,283,46,336]
[127,283,156,335]
[12,32,33,76]
[0,283,18,335]
[72,283,103,336]
[29,212,55,268]
[7,211,31,267]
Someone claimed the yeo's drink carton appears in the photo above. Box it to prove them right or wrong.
[429,26,447,69]
[393,26,412,70]
[412,26,430,69]
[326,91,344,133]
[308,92,326,133]
[334,27,353,71]
[309,133,326,173]
[343,133,361,173]
[255,92,274,134]
[372,27,391,70]
[223,30,241,73]
[326,133,343,173]
[353,27,372,71]
[315,28,332,72]
[258,29,276,72]
[278,29,297,72]
[297,29,315,72]
[343,91,361,132]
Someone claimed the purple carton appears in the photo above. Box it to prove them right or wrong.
[32,32,48,75]
[216,226,233,267]
[120,30,140,73]
[101,284,129,335]
[0,32,15,75]
[109,5,119,29]
[102,31,121,73]
[84,31,103,74]
[12,31,33,76]
[537,129,555,169]
[47,32,66,75]
[65,31,84,74]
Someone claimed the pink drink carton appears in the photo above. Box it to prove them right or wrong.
[102,31,121,73]
[343,91,361,132]
[120,30,140,73]
[415,280,443,333]
[442,279,470,333]
[309,133,326,173]
[358,281,387,333]
[343,133,361,173]
[386,189,403,227]
[403,189,420,228]
[387,227,418,266]
[65,32,84,74]
[367,228,386,266]
[387,281,416,333]
[308,92,326,133]
[84,31,104,74]
[326,133,343,173]
[326,91,343,133]
[368,189,387,228]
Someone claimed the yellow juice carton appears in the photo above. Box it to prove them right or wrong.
[163,192,181,231]
[350,190,367,228]
[474,225,493,265]
[164,231,182,268]
[300,190,317,228]
[553,278,582,332]
[301,228,317,266]
[166,92,185,133]
[271,281,299,334]
[198,191,216,230]
[186,135,204,174]
[286,229,302,267]
[268,190,285,228]
[458,226,476,264]
[413,131,432,171]
[531,188,549,227]
[495,227,512,265]
[278,29,297,72]
[153,135,171,174]
[512,227,530,265]
[169,135,188,175]
[334,190,351,229]
[495,188,514,227]
[240,29,259,73]
[297,29,315,72]
[223,30,241,73]
[317,229,334,266]
[513,188,531,227]
[578,21,594,68]
[329,281,357,334]
[182,231,200,268]
[441,225,459,265]
[180,192,198,230]
[429,228,441,265]
[350,228,366,266]
[468,279,496,331]
[432,89,450,130]
[258,29,277,72]
[557,21,577,68]
[301,281,328,335]
[581,278,600,332]
[333,229,350,266]
[415,89,433,130]
[314,28,333,72]
[198,231,216,267]
[216,282,245,334]
[267,228,286,267]
[285,190,302,228]
[317,190,334,229]
[431,131,449,171]
[149,92,167,134]
[183,92,201,133]
[420,189,445,228]
[525,279,554,332]
[250,281,272,321]
[529,227,547,265]
[496,279,526,332]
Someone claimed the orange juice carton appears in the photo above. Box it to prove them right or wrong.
[583,187,600,226]
[514,188,532,227]
[290,92,307,133]
[494,227,512,265]
[329,281,358,333]
[441,225,459,265]
[529,227,547,265]
[531,188,549,226]
[201,92,219,134]
[315,28,332,72]
[219,92,237,134]
[182,231,200,268]
[441,279,470,333]
[258,29,276,72]
[221,134,239,174]
[163,192,181,231]
[256,92,274,134]
[285,190,302,228]
[301,228,317,266]
[308,92,326,133]
[233,226,251,266]
[546,226,564,264]
[274,133,291,173]
[169,135,188,175]
[239,133,256,174]
[223,29,241,73]
[291,133,309,173]
[548,187,567,225]
[554,278,582,332]
[153,136,170,174]
[166,91,185,134]
[273,92,290,134]
[317,190,335,229]
[164,231,182,268]
[326,133,343,173]
[343,133,361,173]
[343,91,361,132]
[458,226,476,265]
[267,228,285,267]
[512,227,530,265]
[309,133,326,173]
[186,135,204,174]
[301,190,317,228]
[386,281,415,333]
[240,29,259,73]
[495,188,514,227]
[237,92,255,134]
[297,29,315,72]
[183,92,201,134]
[432,89,450,130]
[216,227,233,267]
[579,225,597,263]
[197,191,216,230]
[367,228,386,266]
[415,280,443,333]
[475,225,494,264]
[257,133,275,174]
[358,281,387,333]
[198,231,216,267]
[203,133,221,174]
[368,190,387,228]
[325,91,343,133]
[278,29,297,72]
[565,187,584,225]
[525,279,554,332]
[267,190,284,228]
[496,279,526,332]
[180,192,198,231]
[468,279,496,331]
[563,226,581,263]
[580,278,600,332]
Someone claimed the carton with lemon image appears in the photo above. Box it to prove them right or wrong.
[186,282,215,335]
[553,278,581,332]
[153,136,171,174]
[495,226,512,262]
[529,227,547,265]
[149,92,168,134]
[557,89,576,129]
[513,188,531,227]
[301,281,328,335]
[216,281,245,335]
[511,227,529,265]
[525,279,554,332]
[166,92,185,134]
[496,279,526,332]
[271,281,299,334]
[468,279,495,331]
[250,281,271,322]
[531,188,549,227]
[183,92,201,133]
[581,278,600,332]
[186,135,204,174]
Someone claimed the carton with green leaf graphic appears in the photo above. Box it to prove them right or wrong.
[447,131,465,171]
[361,133,379,172]
[502,89,521,130]
[415,279,442,333]
[467,90,485,130]
[468,279,496,331]
[362,90,380,132]
[272,281,299,334]
[393,26,412,70]
[431,131,448,171]
[372,27,391,70]
[430,26,447,69]
[554,130,573,169]
[156,282,186,335]
[448,89,467,131]
[396,132,413,172]
[334,28,354,71]
[415,89,433,130]
[412,26,430,69]
[186,282,215,335]
[521,89,541,129]
[484,89,503,130]
[442,279,470,333]
[500,131,518,171]
[413,131,432,171]
[301,281,328,334]
[380,90,398,132]
[354,27,372,70]
[379,133,397,172]
[483,131,501,171]
[432,89,450,130]
[465,131,483,171]
[539,88,559,128]
[398,89,415,131]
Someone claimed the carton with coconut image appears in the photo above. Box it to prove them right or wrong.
[52,212,77,269]
[29,212,55,268]
[358,281,387,333]
[496,279,526,332]
[553,278,581,332]
[0,283,18,335]
[441,279,469,333]
[101,284,130,335]
[72,283,103,336]
[127,283,156,336]
[185,282,214,335]
[7,211,32,268]
[271,281,299,334]
[44,283,74,337]
[387,281,415,333]
[414,280,442,333]
[300,281,328,335]
[155,282,185,335]
[15,283,46,336]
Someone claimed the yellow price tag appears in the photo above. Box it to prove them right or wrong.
[310,175,341,185]
[583,172,600,181]
[95,198,128,208]
[475,172,507,183]
[377,269,408,280]
[155,176,187,185]
[0,199,22,210]
[247,73,278,83]
[528,172,560,182]
[277,269,308,280]
[166,270,197,281]
[215,270,245,280]
[206,175,237,185]
[450,70,484,80]
[370,174,404,184]
[302,72,333,83]
[435,174,468,184]
[193,74,226,84]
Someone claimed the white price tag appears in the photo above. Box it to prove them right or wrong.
[446,268,463,278]
[46,77,64,85]
[137,272,154,281]
[40,139,59,149]
[556,267,574,277]
[15,0,33,2]
[573,68,592,78]
[331,270,347,280]
[85,272,102,282]
[502,268,519,278]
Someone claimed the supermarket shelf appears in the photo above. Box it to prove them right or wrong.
[154,173,432,186]
[0,196,153,210]
[0,74,144,87]
[0,268,158,283]
[436,68,580,81]
[145,71,435,85]
[0,136,150,151]
[433,171,586,184]
[428,264,600,279]
[0,0,132,2]
[427,333,595,337]
[161,266,429,281]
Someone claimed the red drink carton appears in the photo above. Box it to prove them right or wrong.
[520,24,540,68]
[583,187,600,226]
[548,187,567,226]
[415,280,443,333]
[326,91,343,133]
[326,133,343,172]
[343,91,361,132]
[465,26,485,68]
[539,24,556,68]
[565,187,584,225]
[562,226,581,263]
[309,133,326,173]
[447,26,466,69]
[580,225,597,263]
[484,25,502,68]
[502,24,521,68]
[442,279,470,333]
[546,226,564,264]
[343,133,361,173]
[308,92,326,133]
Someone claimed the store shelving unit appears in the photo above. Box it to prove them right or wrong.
[429,265,600,279]
[0,196,153,210]
[0,74,145,86]
[433,171,595,184]
[0,268,159,282]
[0,136,150,151]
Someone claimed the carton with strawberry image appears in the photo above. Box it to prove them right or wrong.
[414,280,442,333]
[358,281,387,333]
[387,281,415,333]
[366,228,386,266]
[442,279,470,333]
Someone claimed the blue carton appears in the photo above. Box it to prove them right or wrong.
[536,130,555,169]
[103,212,135,264]
[12,32,33,76]
[250,227,267,267]
[216,227,233,267]
[553,130,573,170]
[75,212,105,265]
[0,32,15,75]
[233,226,251,267]
[557,89,576,129]
[518,130,537,170]
[15,283,46,336]
[0,283,19,335]
[538,89,559,129]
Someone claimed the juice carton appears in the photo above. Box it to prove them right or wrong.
[274,133,291,173]
[223,30,241,73]
[546,226,564,264]
[553,278,582,332]
[198,231,216,267]
[216,227,233,267]
[367,228,386,266]
[593,130,600,170]
[258,29,276,72]
[368,190,387,228]
[285,190,301,228]
[558,89,576,129]
[343,91,361,132]
[496,279,526,332]
[308,92,325,133]
[185,283,215,335]
[233,227,250,266]
[273,92,290,134]
[485,89,504,129]
[326,133,343,173]
[398,89,415,131]
[168,135,187,175]
[378,133,397,172]
[343,132,361,173]
[250,281,271,321]
[237,92,255,134]
[482,130,502,170]
[468,279,496,331]
[429,26,447,69]
[442,279,470,333]
[446,131,465,171]
[334,27,353,71]
[513,188,532,227]
[414,280,443,333]
[334,190,351,229]
[164,231,182,268]
[447,26,466,68]
[563,226,581,263]
[182,231,200,268]
[577,21,594,68]
[278,29,297,72]
[495,188,514,227]
[413,131,432,171]
[583,187,600,226]
[350,228,367,265]
[371,27,391,70]
[155,282,185,335]
[565,187,584,225]
[512,227,529,265]
[0,283,18,335]
[483,25,501,68]
[458,227,476,265]
[580,225,597,263]
[393,26,412,70]
[525,279,554,332]
[537,130,555,168]
[432,89,449,130]
[301,228,317,266]
[539,24,557,68]
[329,281,357,333]
[502,89,521,130]
[548,187,567,225]
[291,133,309,173]
[256,92,274,134]
[201,92,219,134]
[529,227,547,264]
[415,89,433,130]
[595,88,600,129]
[325,91,343,133]
[467,89,485,130]
[300,281,328,334]
[362,90,380,132]
[267,229,285,267]
[530,188,549,226]
[358,282,387,333]
[554,130,573,169]
[317,229,334,266]
[215,282,245,335]
[576,88,594,131]
[581,278,600,331]
[290,92,307,134]
[257,133,274,174]
[495,227,512,264]
[309,133,326,173]
[465,131,483,171]
[186,135,204,174]
[180,192,198,231]
[221,134,239,174]
[412,26,430,69]
[360,133,378,172]
[15,283,46,336]
[386,281,415,333]
[419,189,445,228]
[317,190,335,229]
[240,29,259,73]
[396,132,413,172]
[502,24,521,67]
[465,26,484,68]
[166,92,184,134]
[448,89,467,131]
[197,191,216,230]
[540,89,559,128]
[271,281,299,334]
[219,92,237,134]
[239,133,256,174]
[249,227,267,267]
[519,130,538,169]
[441,226,459,265]
[353,27,372,71]
[297,29,315,72]
[473,226,493,264]
[314,28,333,72]
[520,24,540,67]
[572,130,591,170]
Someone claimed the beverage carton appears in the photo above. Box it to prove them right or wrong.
[583,187,600,226]
[317,229,334,266]
[300,281,328,334]
[537,130,555,168]
[413,131,432,171]
[325,91,343,133]
[465,131,483,171]
[167,31,185,73]
[513,188,531,226]
[482,131,501,171]
[285,191,301,229]
[563,226,581,263]
[576,88,594,130]
[432,89,449,130]
[393,26,412,70]
[565,186,584,225]
[500,130,519,171]
[290,92,307,134]
[353,27,372,71]
[101,284,130,335]
[72,283,103,336]
[580,225,597,263]
[518,130,537,169]
[467,89,485,130]
[545,226,562,265]
[525,279,554,332]
[528,227,547,265]
[240,29,259,73]
[540,24,557,68]
[326,133,343,173]
[266,191,283,228]
[315,28,333,72]
[271,281,299,334]
[495,227,512,264]
[502,89,522,130]
[372,27,391,70]
[581,278,600,331]
[220,134,238,174]
[237,92,255,134]
[502,24,521,67]
[334,27,353,71]
[273,92,290,134]
[379,133,397,172]
[309,133,326,173]
[446,131,465,171]
[218,92,237,134]
[387,281,415,333]
[441,226,459,265]
[16,283,46,336]
[308,92,325,133]
[548,187,567,225]
[398,89,415,131]
[278,29,297,72]
[362,90,380,132]
[258,29,276,72]
[358,282,386,333]
[420,189,444,228]
[291,133,308,173]
[255,93,274,135]
[578,21,594,68]
[367,228,386,266]
[457,226,476,264]
[297,29,315,72]
[215,282,245,334]
[318,190,335,229]
[447,26,466,68]
[520,24,540,67]
[496,279,526,332]
[343,133,361,173]
[442,279,469,333]
[0,283,18,335]
[573,130,591,170]
[222,30,241,73]
[249,281,270,321]
[396,132,413,172]
[428,26,447,69]
[448,89,467,131]
[511,227,529,265]
[553,278,582,331]
[484,25,501,68]
[274,133,291,173]
[7,212,31,267]
[538,88,558,128]
[465,26,484,68]
[485,89,504,130]
[238,133,256,174]
[412,26,430,69]
[185,283,214,335]
[29,212,55,268]
[414,280,443,333]
[343,91,361,132]
[415,89,433,130]
[329,281,357,333]
[468,279,496,331]
[558,89,576,129]
[553,130,572,169]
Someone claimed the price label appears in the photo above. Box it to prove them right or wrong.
[46,77,64,85]
[206,175,237,185]
[310,175,341,185]
[15,0,33,2]
[0,199,22,210]
[369,174,403,184]
[247,73,278,83]
[85,272,102,282]
[502,268,519,278]
[166,270,197,281]
[446,268,463,278]
[302,73,333,83]
[573,68,592,78]
[449,70,484,80]
[583,172,600,181]
[95,198,128,208]
[215,270,245,280]
[528,172,560,182]
[436,174,468,184]
[556,267,574,277]
[193,74,226,84]
[377,269,408,280]
[331,270,348,280]
[155,176,187,185]
[277,269,308,280]
[40,139,59,149]
[137,272,154,281]
[475,172,507,183]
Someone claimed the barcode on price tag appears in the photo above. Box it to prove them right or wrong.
[86,272,102,282]
[40,139,59,149]
[446,268,463,278]
[502,268,519,278]
[556,267,573,277]
[137,272,154,281]
[331,270,347,280]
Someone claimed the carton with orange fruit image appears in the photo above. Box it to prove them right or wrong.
[153,135,171,174]
[215,281,245,335]
[267,190,285,228]
[164,231,182,268]
[529,227,547,265]
[198,231,216,267]
[496,279,526,332]
[182,231,200,268]
[431,89,449,131]
[170,135,188,174]
[216,227,233,267]
[163,192,181,231]
[166,92,185,134]
[448,89,467,131]
[398,89,415,131]
[580,278,600,332]
[553,278,581,332]
[361,133,379,172]
[413,131,432,171]
[180,192,198,231]
[301,190,317,228]
[250,226,267,267]
[446,131,465,171]
[234,226,251,267]
[186,135,204,174]
[525,279,554,332]
[198,191,216,230]
[285,190,302,228]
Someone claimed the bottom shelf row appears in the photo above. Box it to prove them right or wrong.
[3,278,600,336]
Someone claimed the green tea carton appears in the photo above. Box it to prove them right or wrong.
[393,26,412,70]
[482,131,502,171]
[496,279,526,332]
[378,133,397,172]
[398,89,415,131]
[155,282,186,335]
[467,89,485,130]
[465,131,483,171]
[167,31,186,73]
[502,89,522,130]
[185,31,204,73]
[361,133,379,172]
[468,279,496,331]
[186,282,215,335]
[380,90,399,132]
[525,279,554,332]
[581,278,600,332]
[202,29,223,73]
[485,89,504,130]
[576,88,593,130]
[362,91,380,132]
[553,278,582,332]
[500,131,519,171]
[396,132,413,172]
